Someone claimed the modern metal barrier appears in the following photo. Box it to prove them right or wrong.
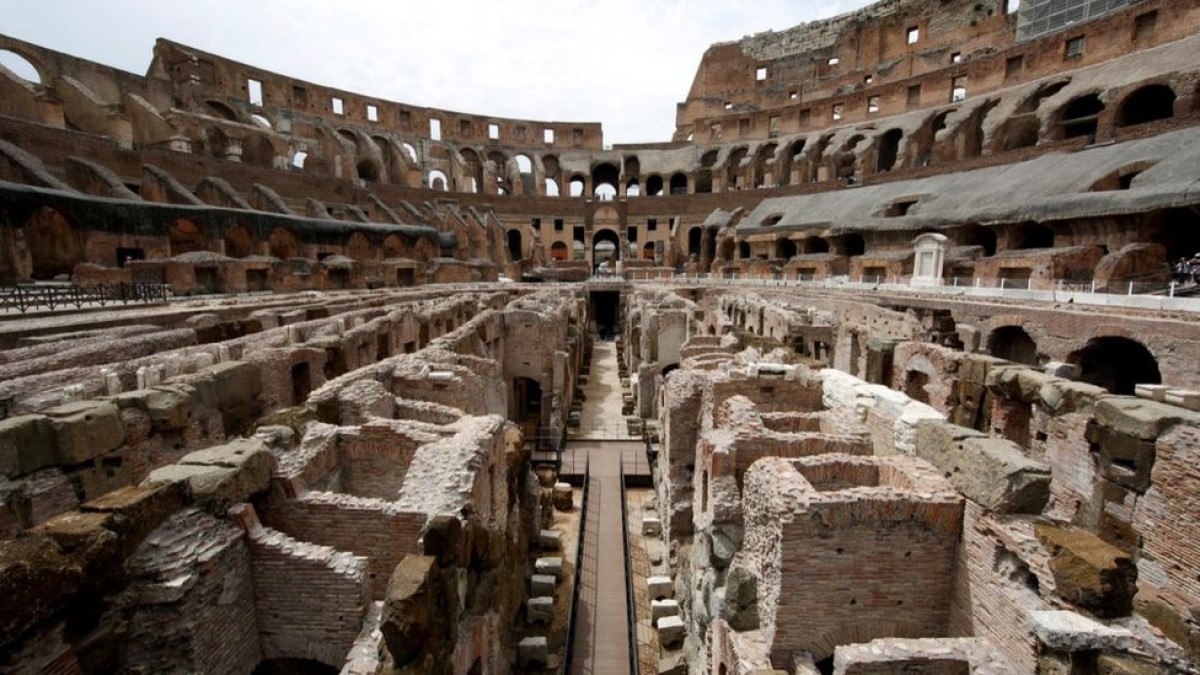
[561,455,591,674]
[0,283,169,314]
[620,454,641,675]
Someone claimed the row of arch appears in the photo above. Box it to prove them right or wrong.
[10,206,433,280]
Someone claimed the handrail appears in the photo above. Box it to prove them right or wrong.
[0,282,170,314]
[620,454,641,675]
[561,454,591,674]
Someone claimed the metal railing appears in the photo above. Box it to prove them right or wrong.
[620,454,641,675]
[562,455,591,675]
[626,272,1200,313]
[0,283,170,314]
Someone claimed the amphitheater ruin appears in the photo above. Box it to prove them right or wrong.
[3,0,1200,672]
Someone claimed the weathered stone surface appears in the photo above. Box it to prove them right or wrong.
[0,535,82,647]
[1035,523,1137,618]
[518,636,549,667]
[552,482,573,511]
[379,554,454,668]
[530,573,556,598]
[914,420,1050,513]
[81,482,186,549]
[535,556,563,579]
[1093,397,1200,441]
[1029,610,1132,651]
[0,414,55,477]
[145,439,273,509]
[111,385,193,431]
[720,564,759,630]
[45,400,124,464]
[526,596,554,625]
[656,614,685,648]
[190,361,262,434]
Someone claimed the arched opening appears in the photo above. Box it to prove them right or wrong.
[401,143,418,163]
[0,50,42,83]
[669,172,688,195]
[568,175,585,197]
[346,232,371,261]
[996,116,1042,151]
[512,377,543,441]
[592,228,620,271]
[841,233,866,257]
[383,234,406,258]
[169,219,207,256]
[904,369,931,404]
[356,159,379,183]
[592,162,619,200]
[291,150,308,169]
[507,229,523,262]
[25,207,80,279]
[646,174,664,197]
[1009,223,1055,250]
[801,236,830,254]
[253,658,338,675]
[544,178,560,196]
[428,170,448,191]
[777,238,798,259]
[876,128,903,172]
[687,227,703,257]
[726,147,748,190]
[550,241,568,261]
[1116,84,1176,128]
[250,114,272,129]
[988,326,1039,366]
[515,154,533,174]
[642,241,656,260]
[695,169,713,193]
[223,224,255,259]
[268,227,300,260]
[752,143,778,187]
[626,180,641,197]
[1058,94,1104,141]
[1068,336,1161,395]
[956,224,997,256]
[738,241,751,259]
[205,100,239,121]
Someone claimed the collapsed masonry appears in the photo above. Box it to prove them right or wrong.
[0,286,586,673]
[630,286,1200,674]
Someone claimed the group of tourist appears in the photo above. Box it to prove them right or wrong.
[1172,255,1200,284]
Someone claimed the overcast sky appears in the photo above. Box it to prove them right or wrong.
[5,0,871,144]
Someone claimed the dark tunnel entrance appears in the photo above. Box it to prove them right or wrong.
[590,290,620,340]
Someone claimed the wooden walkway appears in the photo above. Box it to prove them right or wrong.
[565,441,637,674]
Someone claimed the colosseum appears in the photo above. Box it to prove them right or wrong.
[2,0,1200,672]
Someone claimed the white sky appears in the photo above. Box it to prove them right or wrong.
[5,0,871,144]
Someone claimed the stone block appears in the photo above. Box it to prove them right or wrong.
[642,516,662,536]
[1093,396,1200,441]
[0,414,55,477]
[82,482,186,549]
[1035,523,1136,618]
[535,556,563,579]
[658,653,688,674]
[1134,384,1170,402]
[146,439,274,510]
[914,421,1050,513]
[530,573,556,598]
[526,596,554,625]
[648,575,674,600]
[1045,362,1081,378]
[552,482,573,511]
[0,535,84,646]
[651,598,679,621]
[111,385,194,431]
[1085,422,1157,493]
[381,555,445,668]
[656,614,685,648]
[1165,389,1200,412]
[518,636,548,668]
[191,361,262,435]
[44,400,124,465]
[1029,610,1131,652]
[720,564,759,630]
[538,529,561,551]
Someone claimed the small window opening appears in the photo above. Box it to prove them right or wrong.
[1006,0,1020,13]
[1065,36,1086,59]
[756,67,768,81]
[832,104,844,121]
[544,128,555,144]
[789,90,800,101]
[951,52,963,63]
[867,96,881,114]
[1005,55,1024,81]
[828,57,840,66]
[488,123,500,140]
[907,26,920,44]
[951,76,968,103]
[366,104,378,122]
[1134,11,1158,41]
[430,118,442,140]
[331,97,344,115]
[247,78,263,106]
[886,199,918,217]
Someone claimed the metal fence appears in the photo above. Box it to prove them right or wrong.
[619,454,641,675]
[0,283,170,314]
[562,456,591,675]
